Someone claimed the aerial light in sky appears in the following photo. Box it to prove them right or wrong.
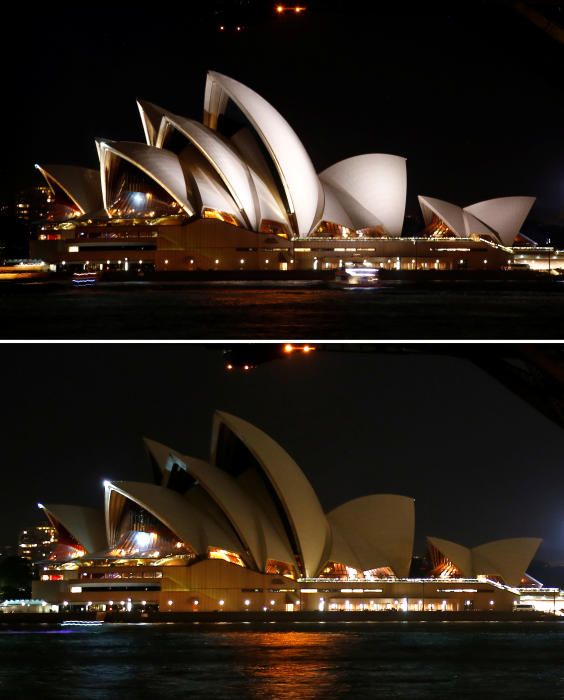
[275,5,307,15]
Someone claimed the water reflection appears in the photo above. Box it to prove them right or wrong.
[1,285,562,339]
[2,624,564,698]
[234,632,349,699]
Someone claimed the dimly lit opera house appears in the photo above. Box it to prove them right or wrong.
[30,71,559,274]
[33,411,549,614]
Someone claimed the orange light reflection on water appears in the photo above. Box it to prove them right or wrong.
[234,631,348,699]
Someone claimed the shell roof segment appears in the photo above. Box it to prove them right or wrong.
[321,155,407,235]
[204,71,324,237]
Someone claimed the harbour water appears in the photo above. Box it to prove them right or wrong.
[2,621,564,698]
[1,282,564,339]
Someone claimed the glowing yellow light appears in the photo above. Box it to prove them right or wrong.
[227,364,233,370]
[284,344,294,353]
[276,5,284,12]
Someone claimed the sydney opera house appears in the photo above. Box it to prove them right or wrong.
[33,411,544,614]
[30,71,551,274]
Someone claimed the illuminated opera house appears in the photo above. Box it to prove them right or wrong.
[30,71,549,274]
[33,411,545,614]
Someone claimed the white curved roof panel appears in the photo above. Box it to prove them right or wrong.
[464,197,536,246]
[321,155,406,235]
[157,112,259,230]
[418,195,465,236]
[204,71,324,236]
[428,536,541,586]
[104,480,242,556]
[137,99,164,147]
[462,210,499,239]
[427,536,473,576]
[40,504,107,554]
[211,411,330,577]
[328,495,415,577]
[472,537,541,587]
[178,147,242,222]
[231,128,291,231]
[319,181,355,230]
[143,437,293,571]
[35,164,103,215]
[97,140,195,216]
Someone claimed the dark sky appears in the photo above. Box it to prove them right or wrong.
[3,0,563,224]
[3,344,564,562]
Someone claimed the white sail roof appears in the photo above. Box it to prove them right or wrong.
[39,504,106,554]
[104,480,242,556]
[328,495,415,577]
[156,110,259,229]
[321,155,407,235]
[464,197,536,246]
[418,195,465,236]
[428,536,541,586]
[35,164,103,215]
[97,140,195,216]
[143,438,294,572]
[210,411,330,577]
[204,71,324,237]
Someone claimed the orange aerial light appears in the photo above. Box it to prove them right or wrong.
[275,5,307,14]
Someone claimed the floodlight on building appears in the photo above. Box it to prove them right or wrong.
[134,532,152,549]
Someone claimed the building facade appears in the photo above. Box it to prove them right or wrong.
[18,525,57,563]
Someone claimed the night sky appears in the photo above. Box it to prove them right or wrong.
[3,344,564,562]
[3,0,563,227]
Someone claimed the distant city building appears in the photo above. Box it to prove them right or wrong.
[29,71,553,274]
[0,186,54,225]
[18,525,57,563]
[13,186,53,223]
[34,411,546,613]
